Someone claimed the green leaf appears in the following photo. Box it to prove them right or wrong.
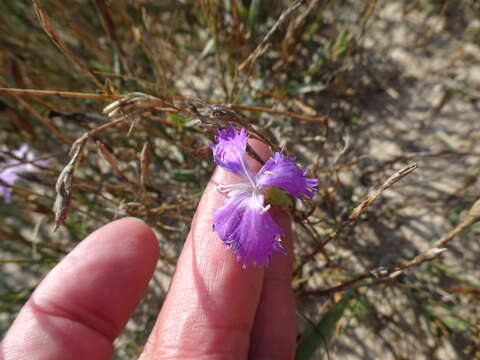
[440,315,470,332]
[235,1,247,20]
[170,113,186,126]
[295,294,353,360]
[332,28,353,61]
[248,0,261,36]
[172,169,198,183]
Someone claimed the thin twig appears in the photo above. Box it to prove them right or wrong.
[301,199,480,297]
[96,142,142,199]
[348,164,417,221]
[294,164,418,275]
[0,83,70,145]
[32,0,106,92]
[52,118,126,230]
[300,248,446,297]
[0,88,120,99]
[230,0,304,99]
[139,142,150,198]
[237,0,304,73]
[434,199,480,247]
[232,103,328,124]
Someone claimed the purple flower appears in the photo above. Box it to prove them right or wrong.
[211,126,317,267]
[0,144,48,203]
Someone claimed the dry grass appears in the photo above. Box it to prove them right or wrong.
[1,1,479,359]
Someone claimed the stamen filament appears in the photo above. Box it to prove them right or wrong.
[260,204,271,214]
[238,154,256,188]
[216,182,252,194]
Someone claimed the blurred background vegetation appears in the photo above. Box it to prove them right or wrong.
[1,0,479,358]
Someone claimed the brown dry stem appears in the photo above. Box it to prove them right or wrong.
[53,137,87,231]
[302,199,480,297]
[52,118,126,230]
[139,142,151,199]
[96,142,141,199]
[434,199,480,248]
[300,248,447,297]
[294,163,418,275]
[348,163,417,221]
[0,88,120,100]
[32,0,106,92]
[231,0,304,99]
[237,0,304,73]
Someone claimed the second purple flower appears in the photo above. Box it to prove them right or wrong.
[0,144,48,204]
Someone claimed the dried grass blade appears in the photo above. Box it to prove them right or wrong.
[139,142,150,196]
[32,0,106,92]
[348,163,417,221]
[53,137,87,231]
[0,88,120,99]
[0,81,71,144]
[96,142,141,199]
[237,0,304,73]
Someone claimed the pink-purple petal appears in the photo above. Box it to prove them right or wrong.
[0,184,13,203]
[212,194,249,242]
[0,157,27,203]
[210,125,254,180]
[12,144,29,159]
[213,194,283,266]
[0,145,48,203]
[256,152,317,198]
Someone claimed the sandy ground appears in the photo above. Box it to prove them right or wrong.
[300,3,480,359]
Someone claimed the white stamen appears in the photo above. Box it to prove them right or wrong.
[260,204,271,214]
[217,182,251,192]
[238,154,256,188]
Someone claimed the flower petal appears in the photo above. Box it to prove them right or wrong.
[256,152,317,198]
[0,184,13,203]
[210,126,255,181]
[0,161,24,203]
[12,144,29,159]
[213,194,283,266]
[0,145,48,203]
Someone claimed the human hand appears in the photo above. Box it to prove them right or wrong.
[1,141,296,360]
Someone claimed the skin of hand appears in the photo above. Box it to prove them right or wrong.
[0,141,296,360]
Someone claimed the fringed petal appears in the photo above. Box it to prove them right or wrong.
[210,125,255,181]
[213,194,283,266]
[256,152,317,199]
[0,145,47,203]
